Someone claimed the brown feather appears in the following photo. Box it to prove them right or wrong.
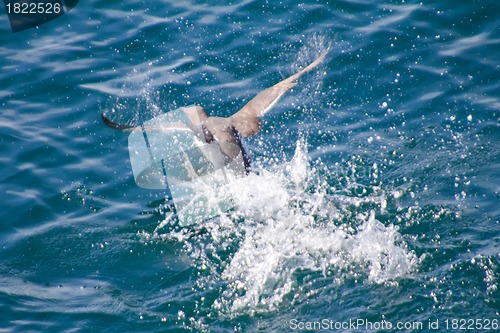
[229,50,328,137]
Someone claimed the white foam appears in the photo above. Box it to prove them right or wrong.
[152,138,418,316]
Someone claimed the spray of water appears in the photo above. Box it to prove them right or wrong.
[147,138,418,316]
[134,34,419,317]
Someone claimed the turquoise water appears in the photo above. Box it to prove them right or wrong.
[1,0,499,332]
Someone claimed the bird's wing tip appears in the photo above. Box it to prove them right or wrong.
[101,113,136,131]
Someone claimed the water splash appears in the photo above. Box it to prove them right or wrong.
[149,138,418,316]
[290,33,332,103]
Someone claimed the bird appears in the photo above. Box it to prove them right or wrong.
[102,50,328,172]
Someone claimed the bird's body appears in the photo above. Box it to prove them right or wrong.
[102,51,328,168]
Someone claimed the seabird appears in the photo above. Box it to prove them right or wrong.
[102,51,328,169]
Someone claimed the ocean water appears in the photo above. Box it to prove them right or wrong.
[0,0,499,332]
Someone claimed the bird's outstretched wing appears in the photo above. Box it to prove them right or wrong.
[101,106,209,132]
[229,50,328,137]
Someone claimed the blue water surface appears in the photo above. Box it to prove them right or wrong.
[1,0,499,332]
